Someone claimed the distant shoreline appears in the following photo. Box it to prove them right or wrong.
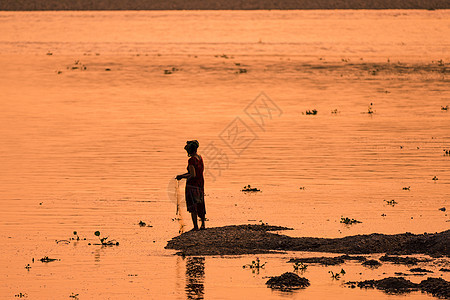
[1,0,449,11]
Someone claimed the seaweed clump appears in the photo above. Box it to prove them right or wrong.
[266,272,310,291]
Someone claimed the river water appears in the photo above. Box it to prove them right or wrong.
[0,10,449,299]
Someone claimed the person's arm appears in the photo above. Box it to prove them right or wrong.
[176,165,196,180]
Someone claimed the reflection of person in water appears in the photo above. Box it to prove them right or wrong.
[185,257,205,300]
[176,140,206,231]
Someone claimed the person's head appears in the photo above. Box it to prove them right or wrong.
[184,140,199,157]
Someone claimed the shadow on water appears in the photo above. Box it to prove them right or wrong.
[185,257,205,300]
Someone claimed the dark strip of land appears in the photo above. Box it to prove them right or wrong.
[1,0,449,11]
[165,224,450,256]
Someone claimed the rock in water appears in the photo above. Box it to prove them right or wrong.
[266,272,310,290]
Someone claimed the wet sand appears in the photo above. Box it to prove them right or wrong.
[165,224,450,256]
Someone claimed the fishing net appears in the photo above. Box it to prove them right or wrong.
[167,177,186,234]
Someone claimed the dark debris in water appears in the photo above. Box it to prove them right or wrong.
[138,220,153,227]
[39,256,59,263]
[266,272,310,291]
[165,224,450,256]
[241,185,260,192]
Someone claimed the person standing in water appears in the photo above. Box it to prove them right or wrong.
[176,140,206,230]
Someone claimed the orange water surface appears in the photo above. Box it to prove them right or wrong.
[0,10,449,299]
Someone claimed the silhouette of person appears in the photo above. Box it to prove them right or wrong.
[176,140,206,231]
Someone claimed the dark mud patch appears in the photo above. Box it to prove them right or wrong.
[410,268,433,273]
[165,224,450,257]
[362,259,382,267]
[379,254,432,265]
[394,272,428,277]
[266,272,310,291]
[347,277,450,298]
[288,255,366,266]
[419,277,450,299]
[349,277,419,293]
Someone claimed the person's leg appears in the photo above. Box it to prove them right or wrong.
[199,213,206,230]
[191,212,199,230]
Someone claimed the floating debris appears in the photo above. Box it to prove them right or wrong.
[39,256,59,263]
[14,293,27,298]
[67,60,87,71]
[266,272,310,291]
[304,109,318,115]
[164,67,181,75]
[69,293,79,299]
[340,217,362,225]
[329,269,345,280]
[243,257,266,270]
[367,103,375,114]
[384,199,398,206]
[56,231,86,244]
[241,185,260,192]
[138,220,152,227]
[94,231,119,246]
[293,262,308,271]
[72,231,80,241]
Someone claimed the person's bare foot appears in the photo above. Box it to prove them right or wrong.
[200,224,206,230]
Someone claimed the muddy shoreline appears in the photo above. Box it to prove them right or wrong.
[165,224,450,257]
[2,0,449,10]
